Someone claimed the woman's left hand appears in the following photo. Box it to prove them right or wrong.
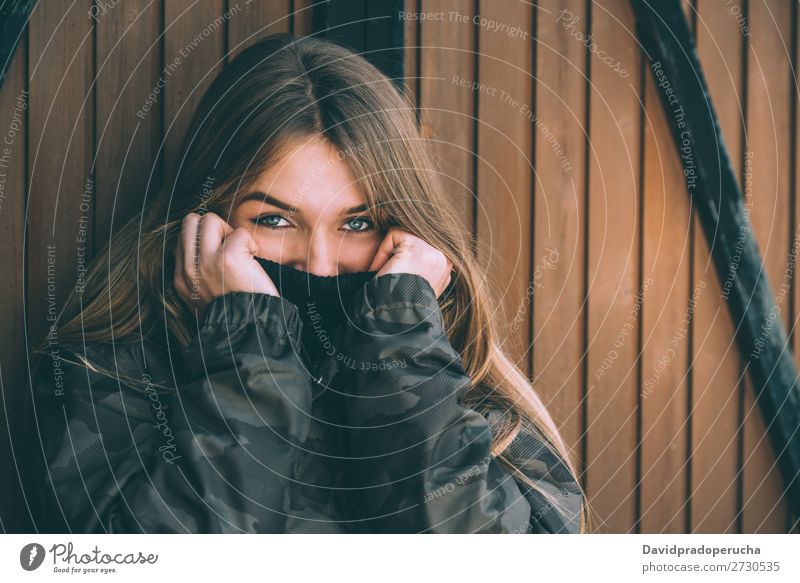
[368,227,453,298]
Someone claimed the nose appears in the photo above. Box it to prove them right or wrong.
[303,229,338,277]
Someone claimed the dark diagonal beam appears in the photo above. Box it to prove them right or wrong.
[630,0,799,521]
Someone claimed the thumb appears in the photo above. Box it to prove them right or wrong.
[369,229,402,271]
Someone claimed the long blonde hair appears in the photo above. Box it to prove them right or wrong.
[36,32,590,532]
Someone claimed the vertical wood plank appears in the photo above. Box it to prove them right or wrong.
[227,0,291,58]
[403,0,420,110]
[294,0,315,36]
[690,0,745,534]
[94,0,161,249]
[25,0,94,534]
[742,0,791,533]
[27,1,94,351]
[638,7,693,534]
[418,0,476,235]
[0,27,28,532]
[585,0,641,533]
[475,0,533,369]
[366,0,404,82]
[532,0,586,468]
[164,1,226,175]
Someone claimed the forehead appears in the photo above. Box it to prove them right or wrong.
[244,135,365,211]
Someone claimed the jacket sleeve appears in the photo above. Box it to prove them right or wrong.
[338,273,584,533]
[36,291,341,533]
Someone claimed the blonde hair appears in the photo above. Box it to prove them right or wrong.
[37,32,591,532]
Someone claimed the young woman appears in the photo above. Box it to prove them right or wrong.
[27,33,589,533]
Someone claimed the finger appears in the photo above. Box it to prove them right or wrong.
[173,228,183,277]
[221,227,258,259]
[199,212,234,261]
[181,212,201,278]
[173,230,188,297]
[368,228,403,271]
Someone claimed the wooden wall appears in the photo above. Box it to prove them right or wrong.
[0,0,796,533]
[406,0,798,533]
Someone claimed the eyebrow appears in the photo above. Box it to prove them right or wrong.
[239,191,369,215]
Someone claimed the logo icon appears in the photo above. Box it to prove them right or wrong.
[20,543,46,571]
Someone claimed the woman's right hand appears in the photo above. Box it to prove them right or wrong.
[173,211,280,319]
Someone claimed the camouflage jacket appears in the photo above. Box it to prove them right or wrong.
[34,272,584,533]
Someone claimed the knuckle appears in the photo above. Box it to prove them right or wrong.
[234,228,254,244]
[222,230,242,247]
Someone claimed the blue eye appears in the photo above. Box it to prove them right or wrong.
[252,214,291,229]
[251,214,374,233]
[343,217,373,232]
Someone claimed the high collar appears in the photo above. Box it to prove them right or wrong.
[253,257,377,371]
